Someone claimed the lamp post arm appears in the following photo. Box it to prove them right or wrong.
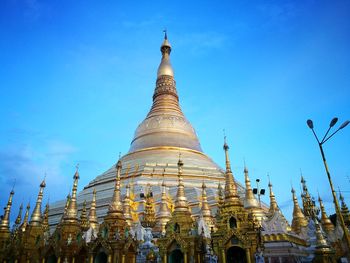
[320,126,332,144]
[322,127,341,145]
[311,128,321,144]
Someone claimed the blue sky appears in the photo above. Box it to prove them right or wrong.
[1,0,349,223]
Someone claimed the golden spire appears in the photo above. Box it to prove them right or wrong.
[128,33,203,153]
[174,156,190,212]
[88,188,98,230]
[42,202,49,233]
[0,189,15,233]
[60,193,71,223]
[291,187,308,233]
[200,182,212,218]
[268,177,279,216]
[157,179,172,233]
[15,203,23,226]
[318,195,335,233]
[339,191,350,226]
[222,137,241,206]
[243,166,259,209]
[123,184,133,226]
[65,166,79,222]
[80,200,89,231]
[141,185,156,228]
[157,30,173,77]
[217,182,224,208]
[30,179,46,226]
[200,182,214,230]
[300,175,314,218]
[21,202,30,232]
[107,159,123,215]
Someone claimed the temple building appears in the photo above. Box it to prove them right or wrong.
[1,33,350,263]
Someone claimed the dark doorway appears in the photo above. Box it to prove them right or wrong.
[226,246,246,263]
[169,249,184,263]
[47,254,58,263]
[94,252,108,263]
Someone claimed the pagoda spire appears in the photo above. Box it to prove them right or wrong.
[107,159,123,216]
[0,189,15,235]
[157,179,172,234]
[291,187,308,234]
[129,33,203,153]
[42,202,49,233]
[21,202,30,232]
[80,200,89,231]
[200,182,214,230]
[15,203,23,226]
[30,179,46,226]
[268,177,279,216]
[318,195,335,233]
[157,30,173,78]
[65,166,79,222]
[88,189,98,231]
[339,191,350,226]
[217,182,224,208]
[174,156,190,212]
[123,184,133,227]
[141,184,156,228]
[222,137,241,206]
[243,166,259,209]
[300,175,314,218]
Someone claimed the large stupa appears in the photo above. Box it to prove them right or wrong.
[48,33,246,228]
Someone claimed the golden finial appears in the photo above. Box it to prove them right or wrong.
[338,188,350,226]
[80,200,89,231]
[267,174,279,216]
[174,157,189,213]
[42,202,49,233]
[291,187,308,233]
[158,30,173,77]
[221,136,241,207]
[30,178,46,226]
[107,157,123,216]
[88,189,98,231]
[20,202,30,232]
[65,167,79,222]
[318,194,335,233]
[15,203,23,226]
[123,183,133,226]
[243,165,259,209]
[0,189,15,234]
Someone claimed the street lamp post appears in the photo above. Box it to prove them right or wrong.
[306,117,350,250]
[253,179,265,208]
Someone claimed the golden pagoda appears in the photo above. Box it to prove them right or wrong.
[2,33,350,263]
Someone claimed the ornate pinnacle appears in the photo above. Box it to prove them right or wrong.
[30,179,46,226]
[65,167,79,221]
[21,203,30,232]
[141,186,156,228]
[157,180,171,233]
[268,178,279,215]
[174,156,189,212]
[80,200,89,231]
[15,203,23,226]
[318,195,335,233]
[339,191,350,226]
[0,189,14,233]
[123,184,133,226]
[291,188,308,233]
[243,167,259,209]
[42,203,49,233]
[88,189,98,231]
[200,182,212,218]
[108,159,123,214]
[222,138,240,206]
